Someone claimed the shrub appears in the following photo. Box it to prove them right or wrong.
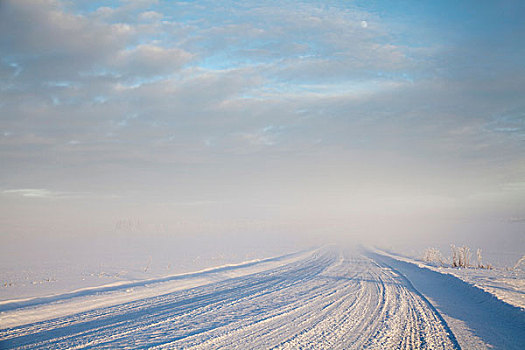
[423,247,446,266]
[450,245,492,269]
[476,248,484,268]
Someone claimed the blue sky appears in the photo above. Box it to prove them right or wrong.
[0,0,524,249]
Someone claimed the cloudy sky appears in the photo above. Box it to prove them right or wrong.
[1,0,524,252]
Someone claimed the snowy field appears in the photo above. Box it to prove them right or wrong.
[1,246,524,349]
[0,232,302,302]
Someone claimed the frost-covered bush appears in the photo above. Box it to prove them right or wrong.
[451,245,459,267]
[460,246,471,267]
[449,245,493,269]
[451,245,472,268]
[476,248,483,268]
[423,245,492,269]
[514,255,525,271]
[423,248,446,266]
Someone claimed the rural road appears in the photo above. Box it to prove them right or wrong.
[1,247,521,349]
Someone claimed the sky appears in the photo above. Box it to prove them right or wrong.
[1,0,524,260]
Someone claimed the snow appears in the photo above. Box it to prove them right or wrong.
[1,246,523,349]
[0,232,302,302]
[369,249,525,349]
[375,248,525,310]
[0,250,313,329]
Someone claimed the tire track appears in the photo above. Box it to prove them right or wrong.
[1,248,459,349]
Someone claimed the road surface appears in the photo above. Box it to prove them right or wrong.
[0,247,514,349]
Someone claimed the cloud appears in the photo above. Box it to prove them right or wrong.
[0,1,134,68]
[2,188,119,200]
[138,11,163,21]
[2,188,82,199]
[3,188,55,198]
[0,0,193,86]
[112,44,193,77]
[238,125,284,147]
[484,112,525,137]
[0,0,524,219]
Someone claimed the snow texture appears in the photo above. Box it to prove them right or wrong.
[1,247,523,349]
[370,249,525,349]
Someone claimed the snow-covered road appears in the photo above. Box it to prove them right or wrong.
[0,247,514,349]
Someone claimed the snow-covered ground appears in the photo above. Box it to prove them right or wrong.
[0,232,303,302]
[1,246,524,349]
[375,249,525,310]
[369,249,525,349]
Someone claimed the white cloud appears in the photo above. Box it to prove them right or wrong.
[2,188,116,199]
[139,11,163,21]
[3,188,59,198]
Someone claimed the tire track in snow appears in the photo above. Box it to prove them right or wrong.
[370,250,525,349]
[0,248,459,349]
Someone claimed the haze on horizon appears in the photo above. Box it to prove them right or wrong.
[1,0,524,263]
